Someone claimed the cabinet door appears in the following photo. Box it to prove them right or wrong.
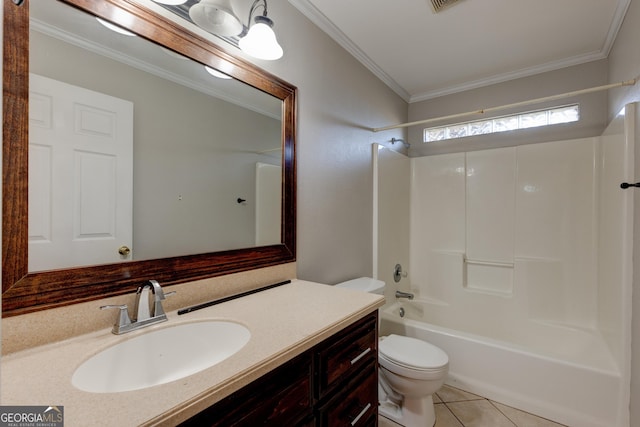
[317,362,378,427]
[180,353,313,427]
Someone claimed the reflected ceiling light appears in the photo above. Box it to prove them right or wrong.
[189,0,243,37]
[152,0,188,4]
[96,17,137,37]
[205,66,232,79]
[238,0,283,61]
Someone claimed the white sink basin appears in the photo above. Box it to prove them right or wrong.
[72,320,250,393]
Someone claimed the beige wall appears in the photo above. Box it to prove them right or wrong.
[239,2,408,285]
[608,0,640,424]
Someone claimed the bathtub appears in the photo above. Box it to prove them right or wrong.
[380,302,626,427]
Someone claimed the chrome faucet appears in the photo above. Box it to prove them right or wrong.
[101,280,175,334]
[395,290,414,300]
[135,280,169,321]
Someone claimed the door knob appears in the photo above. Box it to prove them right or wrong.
[118,245,131,256]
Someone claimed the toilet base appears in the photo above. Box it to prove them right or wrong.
[379,394,435,427]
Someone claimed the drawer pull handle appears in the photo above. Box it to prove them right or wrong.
[350,347,371,365]
[351,403,372,426]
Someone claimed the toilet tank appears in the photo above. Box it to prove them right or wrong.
[335,277,385,294]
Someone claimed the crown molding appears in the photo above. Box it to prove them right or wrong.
[409,50,608,103]
[289,0,631,104]
[288,0,411,102]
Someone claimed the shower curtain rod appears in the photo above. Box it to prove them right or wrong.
[372,78,637,132]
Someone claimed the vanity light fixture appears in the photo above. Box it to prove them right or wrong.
[189,0,243,37]
[96,17,137,37]
[238,0,283,61]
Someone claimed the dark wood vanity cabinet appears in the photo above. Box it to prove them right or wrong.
[179,311,378,427]
[181,352,314,426]
[315,313,378,427]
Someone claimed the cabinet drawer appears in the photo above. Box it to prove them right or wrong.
[180,353,312,427]
[316,314,377,398]
[317,361,378,427]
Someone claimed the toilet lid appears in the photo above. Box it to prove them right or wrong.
[379,334,448,370]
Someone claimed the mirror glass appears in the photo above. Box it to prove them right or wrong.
[29,1,282,272]
[2,0,296,317]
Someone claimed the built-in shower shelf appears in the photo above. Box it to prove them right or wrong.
[463,258,514,268]
[463,256,514,296]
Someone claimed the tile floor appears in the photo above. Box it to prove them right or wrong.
[378,385,567,427]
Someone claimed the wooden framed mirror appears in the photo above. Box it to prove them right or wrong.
[2,0,296,317]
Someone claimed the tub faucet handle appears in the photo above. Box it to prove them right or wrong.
[393,264,408,283]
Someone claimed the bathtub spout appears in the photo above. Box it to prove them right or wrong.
[395,290,414,300]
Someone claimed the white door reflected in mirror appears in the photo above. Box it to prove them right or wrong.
[28,74,134,272]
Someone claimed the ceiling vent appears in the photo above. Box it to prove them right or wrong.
[430,0,463,13]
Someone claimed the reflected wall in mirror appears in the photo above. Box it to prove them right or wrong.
[29,0,282,271]
[2,0,297,316]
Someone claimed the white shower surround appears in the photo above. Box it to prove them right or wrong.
[374,106,634,427]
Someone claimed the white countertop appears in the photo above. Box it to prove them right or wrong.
[1,280,384,426]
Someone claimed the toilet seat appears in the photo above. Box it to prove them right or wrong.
[379,335,449,380]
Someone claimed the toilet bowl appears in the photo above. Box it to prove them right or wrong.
[335,277,449,427]
[378,334,448,427]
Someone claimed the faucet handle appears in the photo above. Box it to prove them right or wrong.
[100,304,132,334]
[155,291,176,317]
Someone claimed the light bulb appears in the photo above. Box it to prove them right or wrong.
[238,17,283,61]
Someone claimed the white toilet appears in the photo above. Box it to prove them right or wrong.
[335,277,449,427]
